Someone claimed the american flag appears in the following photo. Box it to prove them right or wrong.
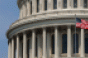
[76,18,88,29]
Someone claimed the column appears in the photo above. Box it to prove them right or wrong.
[10,39,12,58]
[57,0,63,9]
[47,0,53,10]
[32,0,37,14]
[55,27,61,58]
[80,29,85,57]
[71,0,74,8]
[47,33,51,58]
[12,38,14,58]
[16,35,20,58]
[8,41,10,58]
[32,30,36,58]
[67,0,71,9]
[23,32,27,58]
[19,7,23,19]
[43,28,46,58]
[67,25,72,57]
[29,37,32,58]
[37,34,42,58]
[79,31,81,54]
[19,40,23,58]
[39,0,44,12]
[23,2,27,17]
[27,0,31,16]
[78,0,84,9]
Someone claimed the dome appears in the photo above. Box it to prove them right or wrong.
[7,0,88,58]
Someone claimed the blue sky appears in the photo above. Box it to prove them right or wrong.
[0,0,19,58]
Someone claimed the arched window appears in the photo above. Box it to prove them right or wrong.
[63,0,67,8]
[37,0,39,12]
[53,0,57,9]
[85,33,88,53]
[74,0,77,8]
[51,34,55,54]
[62,34,67,53]
[45,0,47,10]
[73,34,79,53]
[84,0,87,8]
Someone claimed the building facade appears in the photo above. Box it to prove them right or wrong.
[6,0,88,58]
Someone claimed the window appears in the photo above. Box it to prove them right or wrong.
[51,35,55,54]
[37,0,39,12]
[27,39,29,58]
[45,0,47,10]
[62,34,67,53]
[85,34,88,53]
[53,0,57,9]
[63,0,67,8]
[73,34,79,53]
[30,1,32,14]
[84,0,87,8]
[74,0,77,8]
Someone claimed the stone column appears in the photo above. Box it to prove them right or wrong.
[16,35,20,58]
[67,25,72,57]
[8,41,10,58]
[55,27,61,58]
[71,0,74,8]
[47,33,51,58]
[10,39,12,58]
[27,0,31,16]
[12,38,14,58]
[32,0,37,14]
[78,0,84,9]
[39,0,44,12]
[80,29,85,57]
[19,7,23,19]
[37,34,42,58]
[23,2,27,17]
[32,30,36,58]
[67,0,71,9]
[57,0,63,9]
[47,0,53,10]
[43,28,46,58]
[19,40,22,58]
[29,37,32,58]
[23,32,27,58]
[79,31,81,54]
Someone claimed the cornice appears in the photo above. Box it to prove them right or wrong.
[6,18,75,39]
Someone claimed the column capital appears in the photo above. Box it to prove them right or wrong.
[67,25,71,27]
[43,27,46,29]
[32,29,36,33]
[23,31,26,35]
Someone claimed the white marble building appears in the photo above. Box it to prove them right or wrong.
[6,0,88,58]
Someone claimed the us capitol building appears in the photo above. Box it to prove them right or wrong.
[6,0,88,58]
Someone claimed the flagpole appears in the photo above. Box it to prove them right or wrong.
[75,14,76,58]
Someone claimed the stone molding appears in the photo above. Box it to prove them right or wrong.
[6,19,75,39]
